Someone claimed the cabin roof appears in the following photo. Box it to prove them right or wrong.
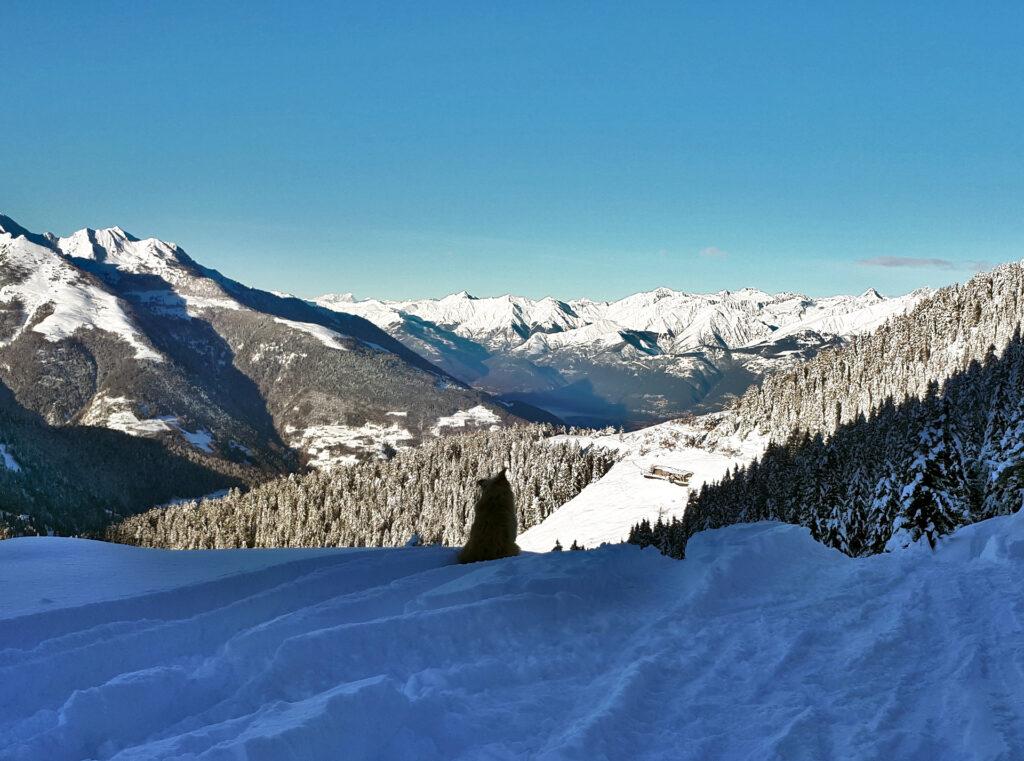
[648,464,693,476]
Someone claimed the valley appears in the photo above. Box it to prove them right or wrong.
[318,286,927,427]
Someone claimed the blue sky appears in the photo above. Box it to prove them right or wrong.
[3,1,1023,300]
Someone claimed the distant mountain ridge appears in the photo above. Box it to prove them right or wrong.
[317,285,930,427]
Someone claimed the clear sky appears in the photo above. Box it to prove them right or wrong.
[3,1,1023,301]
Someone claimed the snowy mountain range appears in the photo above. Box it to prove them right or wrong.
[7,222,1023,759]
[318,286,929,426]
[0,210,951,542]
[0,214,537,533]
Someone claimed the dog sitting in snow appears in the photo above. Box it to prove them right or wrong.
[458,468,520,564]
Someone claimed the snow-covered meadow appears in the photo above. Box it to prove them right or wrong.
[521,417,767,551]
[4,509,1024,760]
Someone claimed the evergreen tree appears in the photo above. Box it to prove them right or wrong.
[887,399,969,550]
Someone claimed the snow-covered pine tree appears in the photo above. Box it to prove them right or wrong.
[980,334,1024,517]
[887,394,970,550]
[839,464,872,556]
[628,518,654,548]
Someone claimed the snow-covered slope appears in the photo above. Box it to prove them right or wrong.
[318,287,928,426]
[0,224,161,361]
[520,415,766,551]
[4,513,1024,760]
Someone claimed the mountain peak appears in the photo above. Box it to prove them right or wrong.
[88,225,142,246]
[100,225,139,242]
[56,225,188,276]
[860,287,883,300]
[320,292,357,303]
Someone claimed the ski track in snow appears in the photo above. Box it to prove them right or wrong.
[3,513,1024,761]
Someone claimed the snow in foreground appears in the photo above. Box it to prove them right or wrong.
[3,513,1024,761]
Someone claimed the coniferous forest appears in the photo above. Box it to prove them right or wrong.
[631,263,1024,558]
[109,425,616,549]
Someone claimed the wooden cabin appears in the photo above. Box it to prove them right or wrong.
[643,464,693,486]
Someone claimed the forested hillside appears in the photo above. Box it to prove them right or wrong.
[109,426,616,549]
[632,262,1024,558]
[726,262,1024,440]
[0,382,241,538]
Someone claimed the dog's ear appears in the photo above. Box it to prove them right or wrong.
[496,468,508,481]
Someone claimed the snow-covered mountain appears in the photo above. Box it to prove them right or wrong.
[318,286,928,427]
[0,214,535,534]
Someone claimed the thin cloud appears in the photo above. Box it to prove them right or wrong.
[699,246,728,259]
[857,256,994,273]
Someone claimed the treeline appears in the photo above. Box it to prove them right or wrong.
[109,425,617,549]
[631,332,1024,558]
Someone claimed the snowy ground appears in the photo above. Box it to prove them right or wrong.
[83,394,216,453]
[4,512,1024,760]
[281,406,502,470]
[430,404,502,435]
[520,418,767,551]
[286,421,416,469]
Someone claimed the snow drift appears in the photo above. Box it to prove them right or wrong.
[3,512,1024,760]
